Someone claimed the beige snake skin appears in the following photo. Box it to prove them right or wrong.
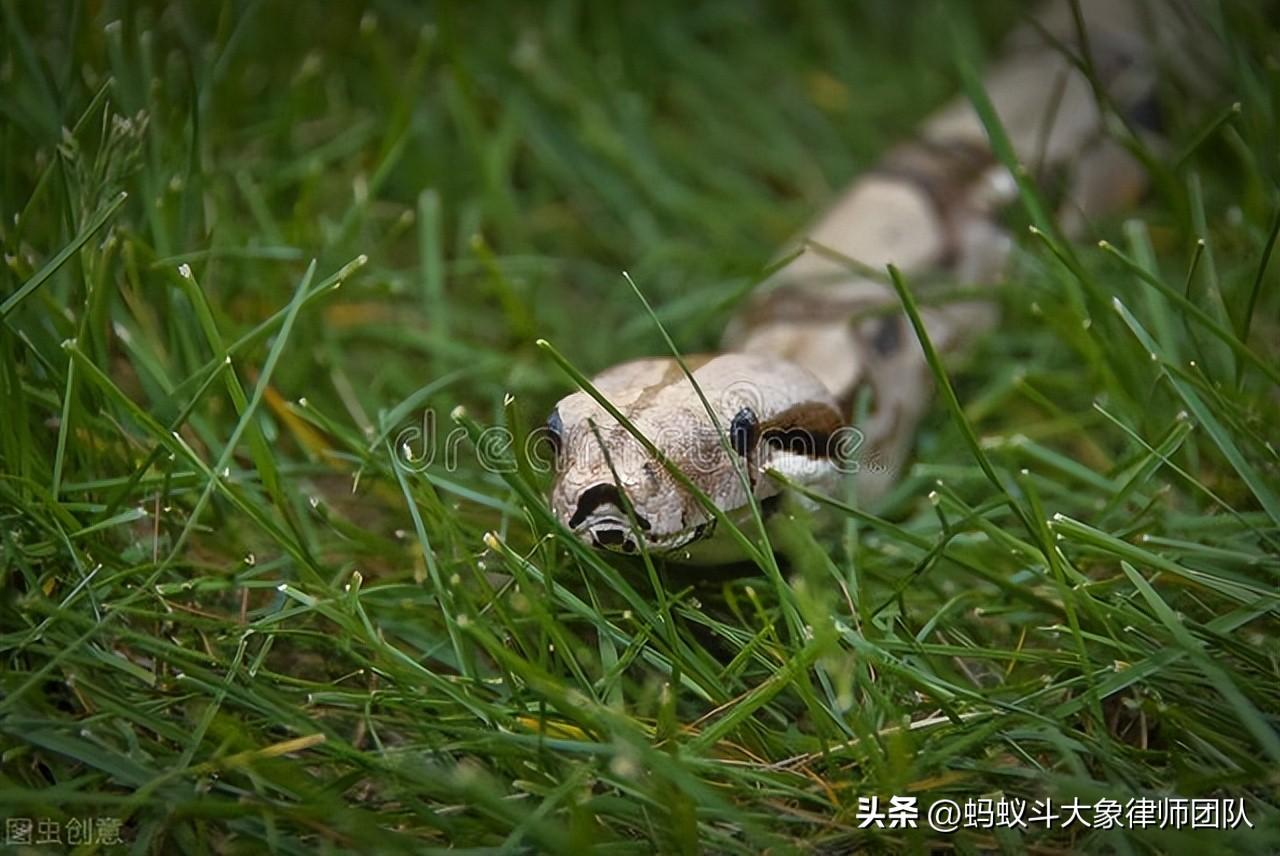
[547,0,1210,562]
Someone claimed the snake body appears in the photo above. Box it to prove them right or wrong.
[548,0,1205,561]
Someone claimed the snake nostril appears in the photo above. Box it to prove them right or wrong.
[592,527,641,553]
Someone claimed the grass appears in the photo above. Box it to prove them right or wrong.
[2,0,1279,852]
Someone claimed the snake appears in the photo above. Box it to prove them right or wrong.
[545,0,1207,562]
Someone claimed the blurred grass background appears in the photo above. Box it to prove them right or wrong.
[2,0,1279,852]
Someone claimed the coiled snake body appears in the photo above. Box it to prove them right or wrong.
[547,0,1205,561]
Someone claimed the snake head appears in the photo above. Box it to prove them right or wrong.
[546,354,848,560]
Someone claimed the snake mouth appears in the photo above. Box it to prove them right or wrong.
[577,515,711,556]
[585,519,640,553]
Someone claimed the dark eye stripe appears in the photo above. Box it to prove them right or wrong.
[761,427,835,458]
[758,401,845,459]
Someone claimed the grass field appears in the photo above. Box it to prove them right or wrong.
[2,0,1279,852]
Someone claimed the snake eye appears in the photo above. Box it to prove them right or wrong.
[728,407,758,457]
[545,408,564,456]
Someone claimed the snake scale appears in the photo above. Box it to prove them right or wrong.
[545,0,1209,562]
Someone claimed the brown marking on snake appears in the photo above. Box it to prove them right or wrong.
[759,400,846,459]
[628,354,716,411]
[873,139,1000,268]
